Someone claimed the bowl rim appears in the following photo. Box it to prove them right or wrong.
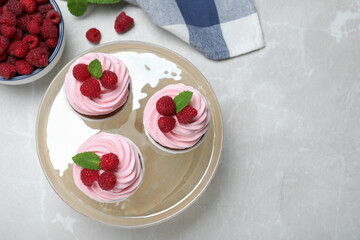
[0,0,65,83]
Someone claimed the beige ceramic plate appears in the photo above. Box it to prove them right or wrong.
[36,41,223,227]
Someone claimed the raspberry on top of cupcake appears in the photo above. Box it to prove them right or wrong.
[64,52,130,118]
[144,83,211,150]
[72,132,143,203]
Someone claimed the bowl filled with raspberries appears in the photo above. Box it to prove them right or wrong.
[0,0,64,85]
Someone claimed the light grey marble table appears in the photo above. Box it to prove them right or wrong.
[1,1,359,239]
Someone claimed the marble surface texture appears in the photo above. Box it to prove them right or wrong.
[1,1,360,239]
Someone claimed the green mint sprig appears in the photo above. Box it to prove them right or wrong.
[174,91,193,113]
[72,151,101,170]
[67,0,122,17]
[67,0,87,17]
[88,59,102,79]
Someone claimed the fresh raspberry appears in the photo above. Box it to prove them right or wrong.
[15,59,33,75]
[0,11,17,27]
[4,0,25,16]
[23,35,39,49]
[80,168,99,187]
[80,77,101,98]
[0,53,7,62]
[36,0,48,5]
[37,3,53,14]
[27,20,41,34]
[6,55,17,65]
[114,12,134,34]
[37,41,49,55]
[100,70,117,89]
[30,12,43,24]
[73,63,90,82]
[0,6,2,15]
[7,40,29,58]
[156,96,176,116]
[41,19,58,39]
[25,47,48,67]
[0,63,16,79]
[17,14,32,31]
[158,116,176,133]
[21,0,36,13]
[100,153,119,171]
[0,25,16,38]
[86,28,101,44]
[176,106,198,124]
[46,10,60,24]
[98,172,117,190]
[45,38,57,48]
[0,36,9,54]
[13,28,24,40]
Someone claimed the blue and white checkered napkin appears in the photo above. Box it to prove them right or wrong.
[126,0,265,60]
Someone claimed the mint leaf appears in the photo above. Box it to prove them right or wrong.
[67,0,87,17]
[88,59,102,78]
[72,152,101,170]
[88,0,122,4]
[174,91,193,113]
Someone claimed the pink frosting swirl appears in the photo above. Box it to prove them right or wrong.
[65,53,130,116]
[73,132,143,202]
[144,83,211,149]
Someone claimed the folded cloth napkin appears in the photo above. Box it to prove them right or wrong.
[126,0,265,60]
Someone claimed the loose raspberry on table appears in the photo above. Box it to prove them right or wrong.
[80,77,101,98]
[45,38,57,48]
[176,106,198,124]
[27,20,41,34]
[86,28,101,44]
[4,0,25,16]
[25,47,48,67]
[7,40,29,58]
[15,59,33,75]
[0,63,16,79]
[158,116,176,133]
[23,35,39,49]
[73,63,90,82]
[0,25,16,38]
[41,19,58,39]
[0,36,9,54]
[37,3,53,14]
[0,11,17,27]
[13,28,24,40]
[156,96,176,116]
[17,14,32,30]
[0,53,7,62]
[100,153,119,171]
[114,12,134,34]
[98,172,117,190]
[21,0,37,13]
[80,168,99,187]
[46,10,61,24]
[100,70,117,89]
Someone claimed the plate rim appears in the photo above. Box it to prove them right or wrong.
[36,40,224,228]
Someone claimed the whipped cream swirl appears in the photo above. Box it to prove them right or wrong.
[65,53,130,116]
[144,83,211,149]
[73,132,143,202]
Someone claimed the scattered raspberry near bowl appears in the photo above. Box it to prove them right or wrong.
[0,0,62,80]
[86,28,101,44]
[114,12,134,34]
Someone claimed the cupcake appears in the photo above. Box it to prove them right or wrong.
[64,52,130,120]
[72,132,144,203]
[143,83,211,153]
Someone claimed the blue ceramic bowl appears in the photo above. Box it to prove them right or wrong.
[0,0,65,85]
